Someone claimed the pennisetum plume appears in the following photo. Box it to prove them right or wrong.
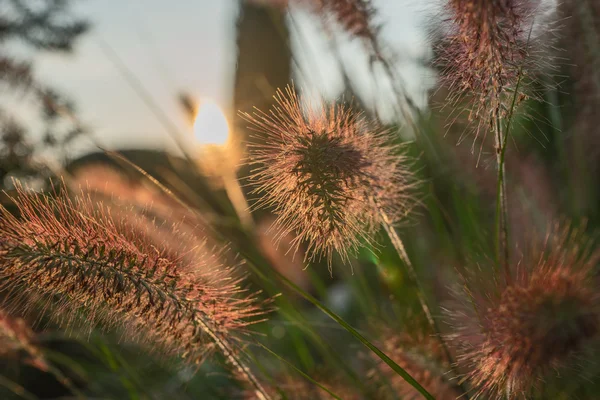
[241,86,419,271]
[444,223,600,398]
[0,183,272,399]
[435,0,540,150]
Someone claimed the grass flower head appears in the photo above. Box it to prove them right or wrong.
[242,86,418,271]
[445,223,600,398]
[0,183,269,367]
[435,0,553,152]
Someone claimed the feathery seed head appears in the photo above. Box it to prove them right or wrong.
[242,86,418,270]
[445,224,600,398]
[436,0,552,150]
[0,183,269,365]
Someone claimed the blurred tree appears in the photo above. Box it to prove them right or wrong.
[0,0,88,188]
[233,0,291,147]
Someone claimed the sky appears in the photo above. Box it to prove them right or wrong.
[23,0,439,156]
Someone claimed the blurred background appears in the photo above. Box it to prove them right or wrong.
[2,0,436,161]
[1,0,599,399]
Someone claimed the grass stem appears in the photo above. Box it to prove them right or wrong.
[494,115,511,285]
[379,209,470,400]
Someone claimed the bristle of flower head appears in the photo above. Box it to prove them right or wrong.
[445,223,600,398]
[0,310,48,371]
[0,183,269,366]
[370,333,461,400]
[436,0,548,152]
[242,86,418,271]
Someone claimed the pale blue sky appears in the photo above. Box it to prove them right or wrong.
[24,0,438,155]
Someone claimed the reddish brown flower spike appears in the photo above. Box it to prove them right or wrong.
[445,224,600,398]
[0,183,269,366]
[437,0,535,150]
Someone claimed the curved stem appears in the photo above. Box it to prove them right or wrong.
[197,318,271,400]
[495,63,525,285]
[379,210,470,399]
[494,115,511,285]
[267,265,435,400]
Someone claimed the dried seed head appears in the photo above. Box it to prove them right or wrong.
[435,0,552,152]
[0,183,269,366]
[445,223,600,398]
[370,333,461,400]
[242,86,418,270]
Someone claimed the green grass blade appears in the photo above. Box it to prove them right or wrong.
[256,342,343,400]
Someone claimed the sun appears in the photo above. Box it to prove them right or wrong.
[193,100,230,146]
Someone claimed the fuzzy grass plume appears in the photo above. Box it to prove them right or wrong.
[242,86,418,270]
[435,0,544,152]
[0,183,270,383]
[445,223,600,398]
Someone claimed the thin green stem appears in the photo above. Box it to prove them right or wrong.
[229,237,434,399]
[45,364,87,400]
[0,375,37,400]
[256,342,343,400]
[378,209,470,400]
[495,65,525,285]
[494,114,511,285]
[264,265,435,400]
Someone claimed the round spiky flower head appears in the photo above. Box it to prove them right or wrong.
[242,86,418,271]
[445,223,600,398]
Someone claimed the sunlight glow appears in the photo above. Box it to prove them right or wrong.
[193,101,230,146]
